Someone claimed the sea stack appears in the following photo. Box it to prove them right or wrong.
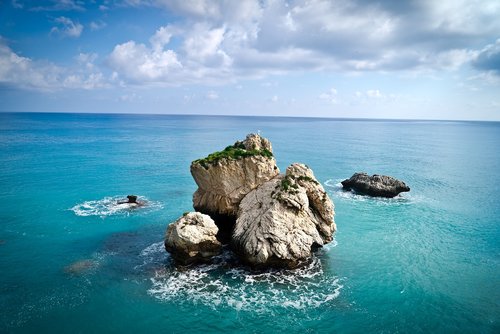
[165,134,337,269]
[190,133,280,242]
[232,163,336,268]
[341,172,410,198]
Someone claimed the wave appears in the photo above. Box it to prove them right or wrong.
[324,179,420,205]
[144,242,342,312]
[70,195,163,217]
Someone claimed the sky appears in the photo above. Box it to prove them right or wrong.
[0,0,499,120]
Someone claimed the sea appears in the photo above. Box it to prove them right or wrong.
[0,112,498,333]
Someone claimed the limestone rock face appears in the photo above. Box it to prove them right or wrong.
[242,133,273,151]
[341,172,410,198]
[190,134,280,240]
[164,212,222,265]
[232,163,336,268]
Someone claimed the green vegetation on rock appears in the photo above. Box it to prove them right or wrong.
[193,141,273,169]
[297,175,319,185]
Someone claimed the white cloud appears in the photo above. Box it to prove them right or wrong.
[319,88,338,103]
[270,95,278,102]
[0,41,62,90]
[104,0,500,87]
[7,0,500,90]
[205,91,219,99]
[108,24,234,85]
[50,17,83,38]
[182,24,231,67]
[31,0,85,11]
[90,21,107,31]
[108,40,182,82]
[366,89,383,98]
[150,26,175,52]
[0,39,108,91]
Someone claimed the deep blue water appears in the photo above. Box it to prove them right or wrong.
[0,112,499,333]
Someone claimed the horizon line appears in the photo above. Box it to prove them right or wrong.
[1,110,499,123]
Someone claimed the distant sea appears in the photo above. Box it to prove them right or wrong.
[0,112,499,333]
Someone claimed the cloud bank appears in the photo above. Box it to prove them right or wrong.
[2,0,500,90]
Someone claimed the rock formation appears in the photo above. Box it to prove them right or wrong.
[232,163,336,268]
[341,172,410,198]
[164,212,222,265]
[190,134,279,241]
[117,195,145,207]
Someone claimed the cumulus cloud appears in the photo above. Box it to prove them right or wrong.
[6,0,500,90]
[50,16,83,38]
[103,0,500,87]
[107,24,234,84]
[0,38,108,90]
[319,88,338,103]
[108,38,182,82]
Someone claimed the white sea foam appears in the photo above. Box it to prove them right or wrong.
[146,247,343,312]
[70,195,163,217]
[135,241,168,270]
[140,241,165,257]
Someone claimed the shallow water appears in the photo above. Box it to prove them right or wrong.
[0,113,499,333]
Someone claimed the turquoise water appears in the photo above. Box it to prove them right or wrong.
[0,112,499,333]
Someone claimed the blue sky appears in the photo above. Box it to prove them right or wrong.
[1,0,499,120]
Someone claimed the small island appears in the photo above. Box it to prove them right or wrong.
[164,133,336,269]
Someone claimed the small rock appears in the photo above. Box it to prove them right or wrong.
[341,172,410,198]
[165,212,222,265]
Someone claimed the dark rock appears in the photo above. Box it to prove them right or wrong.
[341,172,410,198]
[127,195,138,203]
[117,195,145,206]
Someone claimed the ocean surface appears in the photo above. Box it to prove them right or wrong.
[0,112,499,333]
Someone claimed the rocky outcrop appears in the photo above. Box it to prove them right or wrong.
[341,172,410,198]
[164,212,222,265]
[190,134,280,241]
[232,163,336,268]
[117,195,145,207]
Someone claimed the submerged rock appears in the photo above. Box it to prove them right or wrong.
[341,172,410,198]
[164,212,222,265]
[232,163,336,268]
[64,259,97,275]
[190,133,279,242]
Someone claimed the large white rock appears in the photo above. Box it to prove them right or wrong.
[190,134,280,241]
[232,163,336,268]
[164,212,222,264]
